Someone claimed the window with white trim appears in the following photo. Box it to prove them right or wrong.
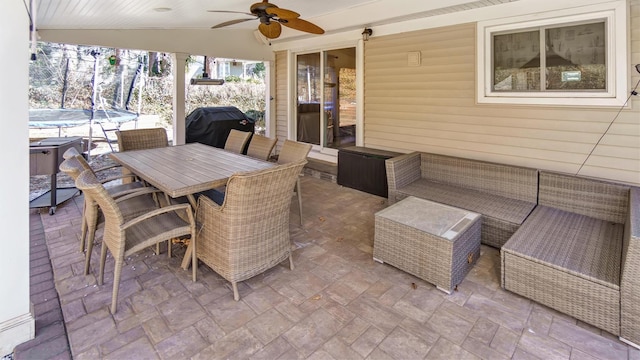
[477,2,627,107]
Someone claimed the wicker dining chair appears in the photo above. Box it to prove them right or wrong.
[115,127,169,183]
[60,157,156,275]
[63,146,126,179]
[196,159,307,301]
[59,155,145,252]
[224,129,252,154]
[246,135,277,161]
[75,169,196,313]
[115,127,169,151]
[277,140,312,225]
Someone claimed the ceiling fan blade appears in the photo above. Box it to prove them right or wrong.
[280,18,324,35]
[207,10,254,16]
[211,18,255,29]
[265,7,300,19]
[258,22,282,39]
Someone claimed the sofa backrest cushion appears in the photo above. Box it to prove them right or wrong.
[420,153,538,203]
[539,171,629,224]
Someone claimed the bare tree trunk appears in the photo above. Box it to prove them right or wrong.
[148,51,158,76]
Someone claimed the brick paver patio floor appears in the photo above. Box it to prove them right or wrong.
[20,175,640,359]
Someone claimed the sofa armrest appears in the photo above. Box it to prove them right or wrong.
[621,186,640,347]
[385,152,421,203]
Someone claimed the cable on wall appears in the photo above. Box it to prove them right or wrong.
[575,65,640,176]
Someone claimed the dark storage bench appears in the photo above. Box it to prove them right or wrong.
[338,146,401,197]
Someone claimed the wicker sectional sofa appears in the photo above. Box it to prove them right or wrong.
[502,171,640,347]
[385,152,538,248]
[385,152,640,346]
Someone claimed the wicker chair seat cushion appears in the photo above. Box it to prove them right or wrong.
[398,179,535,225]
[503,205,623,289]
[197,188,225,206]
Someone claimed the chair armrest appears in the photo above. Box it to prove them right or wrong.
[92,163,123,174]
[196,194,222,212]
[113,187,162,202]
[100,174,139,185]
[195,194,224,228]
[385,152,421,202]
[121,203,194,230]
[621,187,640,345]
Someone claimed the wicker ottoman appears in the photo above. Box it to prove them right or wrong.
[373,196,481,293]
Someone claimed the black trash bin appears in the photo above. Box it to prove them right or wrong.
[185,107,254,151]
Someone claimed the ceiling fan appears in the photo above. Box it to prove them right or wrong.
[208,0,324,39]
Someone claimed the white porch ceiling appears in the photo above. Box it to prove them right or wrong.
[35,0,517,40]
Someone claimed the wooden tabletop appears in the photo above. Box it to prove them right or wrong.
[110,142,274,198]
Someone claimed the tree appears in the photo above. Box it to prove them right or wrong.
[252,62,266,79]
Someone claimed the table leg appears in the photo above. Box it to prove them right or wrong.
[181,194,198,270]
[49,174,57,215]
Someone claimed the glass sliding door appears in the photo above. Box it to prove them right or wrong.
[295,47,356,150]
[296,53,321,145]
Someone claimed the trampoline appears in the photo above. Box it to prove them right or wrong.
[29,108,138,155]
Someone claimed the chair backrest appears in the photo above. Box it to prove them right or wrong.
[224,129,252,154]
[73,154,97,175]
[75,169,126,253]
[62,146,81,160]
[59,156,85,180]
[246,135,277,161]
[277,140,312,164]
[221,160,308,224]
[116,128,168,152]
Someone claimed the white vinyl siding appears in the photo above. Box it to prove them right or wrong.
[364,18,639,185]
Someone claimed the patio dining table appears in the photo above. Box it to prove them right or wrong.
[110,142,275,268]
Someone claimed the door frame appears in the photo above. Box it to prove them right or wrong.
[287,39,364,162]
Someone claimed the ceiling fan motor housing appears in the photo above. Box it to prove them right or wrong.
[210,0,324,39]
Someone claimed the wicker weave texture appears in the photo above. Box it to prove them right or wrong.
[391,172,535,248]
[539,171,629,224]
[116,128,169,152]
[421,153,538,202]
[621,187,640,346]
[62,146,81,160]
[373,199,481,293]
[503,206,623,289]
[502,173,640,342]
[75,169,196,313]
[224,129,252,154]
[277,140,312,165]
[59,156,145,256]
[385,152,422,205]
[246,135,277,161]
[502,251,620,335]
[277,140,312,225]
[195,160,307,300]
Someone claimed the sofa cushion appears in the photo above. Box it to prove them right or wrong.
[421,153,539,203]
[539,171,629,224]
[503,205,624,289]
[399,179,536,226]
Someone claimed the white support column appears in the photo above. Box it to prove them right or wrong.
[266,60,275,138]
[0,0,35,356]
[355,38,365,147]
[172,52,189,145]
